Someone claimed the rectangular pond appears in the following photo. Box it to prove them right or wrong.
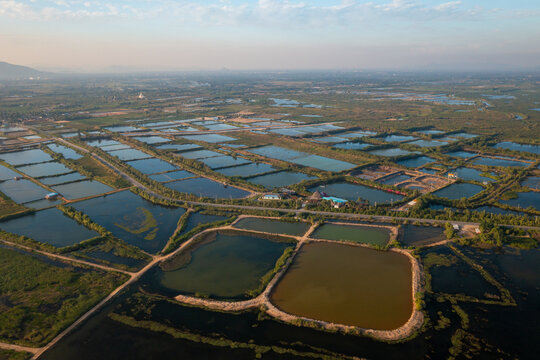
[445,150,478,159]
[309,182,404,204]
[493,142,540,155]
[0,149,53,166]
[396,156,436,168]
[156,143,202,152]
[53,180,113,200]
[471,157,532,168]
[200,155,251,170]
[450,167,497,183]
[0,179,48,203]
[378,135,417,143]
[378,173,412,186]
[86,139,122,148]
[107,148,152,161]
[72,190,186,253]
[133,136,171,144]
[47,143,82,160]
[178,149,222,159]
[40,172,87,186]
[432,183,484,200]
[408,139,448,148]
[234,217,310,236]
[369,148,419,157]
[0,208,99,248]
[164,177,250,199]
[270,242,412,330]
[248,171,316,189]
[180,134,237,143]
[215,163,275,177]
[179,212,230,236]
[310,223,390,247]
[333,141,371,150]
[0,164,19,181]
[151,230,294,299]
[149,170,194,182]
[400,225,445,247]
[16,162,73,178]
[127,158,177,174]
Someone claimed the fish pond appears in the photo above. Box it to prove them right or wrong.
[493,141,540,155]
[40,172,86,186]
[0,208,99,248]
[379,135,417,143]
[180,134,237,143]
[149,230,295,299]
[521,176,539,190]
[432,183,484,200]
[0,149,53,166]
[369,148,419,157]
[0,179,48,203]
[164,177,250,199]
[309,182,404,204]
[445,150,478,159]
[408,139,448,148]
[179,212,230,236]
[127,158,177,174]
[200,155,251,169]
[310,223,390,247]
[107,148,152,161]
[333,141,371,150]
[450,167,497,183]
[72,190,186,253]
[16,161,73,178]
[500,191,540,211]
[400,225,445,247]
[149,170,194,182]
[396,156,436,168]
[270,242,412,330]
[0,164,19,181]
[471,157,531,168]
[156,143,201,152]
[234,217,310,237]
[215,162,275,177]
[248,171,315,189]
[53,180,113,200]
[47,143,82,160]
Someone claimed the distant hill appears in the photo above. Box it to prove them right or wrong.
[0,61,44,80]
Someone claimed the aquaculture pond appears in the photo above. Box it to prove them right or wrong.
[133,136,170,144]
[400,225,445,247]
[107,148,152,161]
[71,190,186,253]
[521,176,540,190]
[379,135,417,143]
[149,170,194,182]
[0,179,48,203]
[127,158,177,174]
[450,167,496,183]
[180,134,237,143]
[369,148,419,157]
[40,172,86,186]
[309,182,404,204]
[25,198,62,209]
[78,250,148,270]
[310,223,390,247]
[156,143,202,152]
[53,180,113,200]
[0,208,99,247]
[234,217,310,237]
[500,191,540,211]
[444,150,478,159]
[416,129,444,135]
[493,141,540,155]
[249,145,356,172]
[271,242,412,330]
[104,126,141,133]
[47,143,82,160]
[86,139,122,148]
[215,162,275,177]
[333,141,371,150]
[0,149,53,166]
[179,212,230,236]
[164,177,250,199]
[178,149,222,159]
[471,157,531,168]
[0,164,19,180]
[16,161,73,178]
[408,139,448,148]
[432,183,484,200]
[200,155,251,169]
[378,173,411,186]
[248,171,315,189]
[150,230,294,299]
[396,156,436,168]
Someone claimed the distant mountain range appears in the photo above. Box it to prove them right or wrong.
[0,61,44,80]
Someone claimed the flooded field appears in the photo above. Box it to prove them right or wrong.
[150,230,294,299]
[164,177,250,199]
[309,182,404,204]
[310,223,390,247]
[72,190,186,253]
[234,217,310,236]
[248,171,315,188]
[270,242,412,330]
[0,208,99,247]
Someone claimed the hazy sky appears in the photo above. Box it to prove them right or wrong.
[1,0,539,72]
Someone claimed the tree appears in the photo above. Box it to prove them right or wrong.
[445,222,456,239]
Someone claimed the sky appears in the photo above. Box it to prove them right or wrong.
[0,0,539,72]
